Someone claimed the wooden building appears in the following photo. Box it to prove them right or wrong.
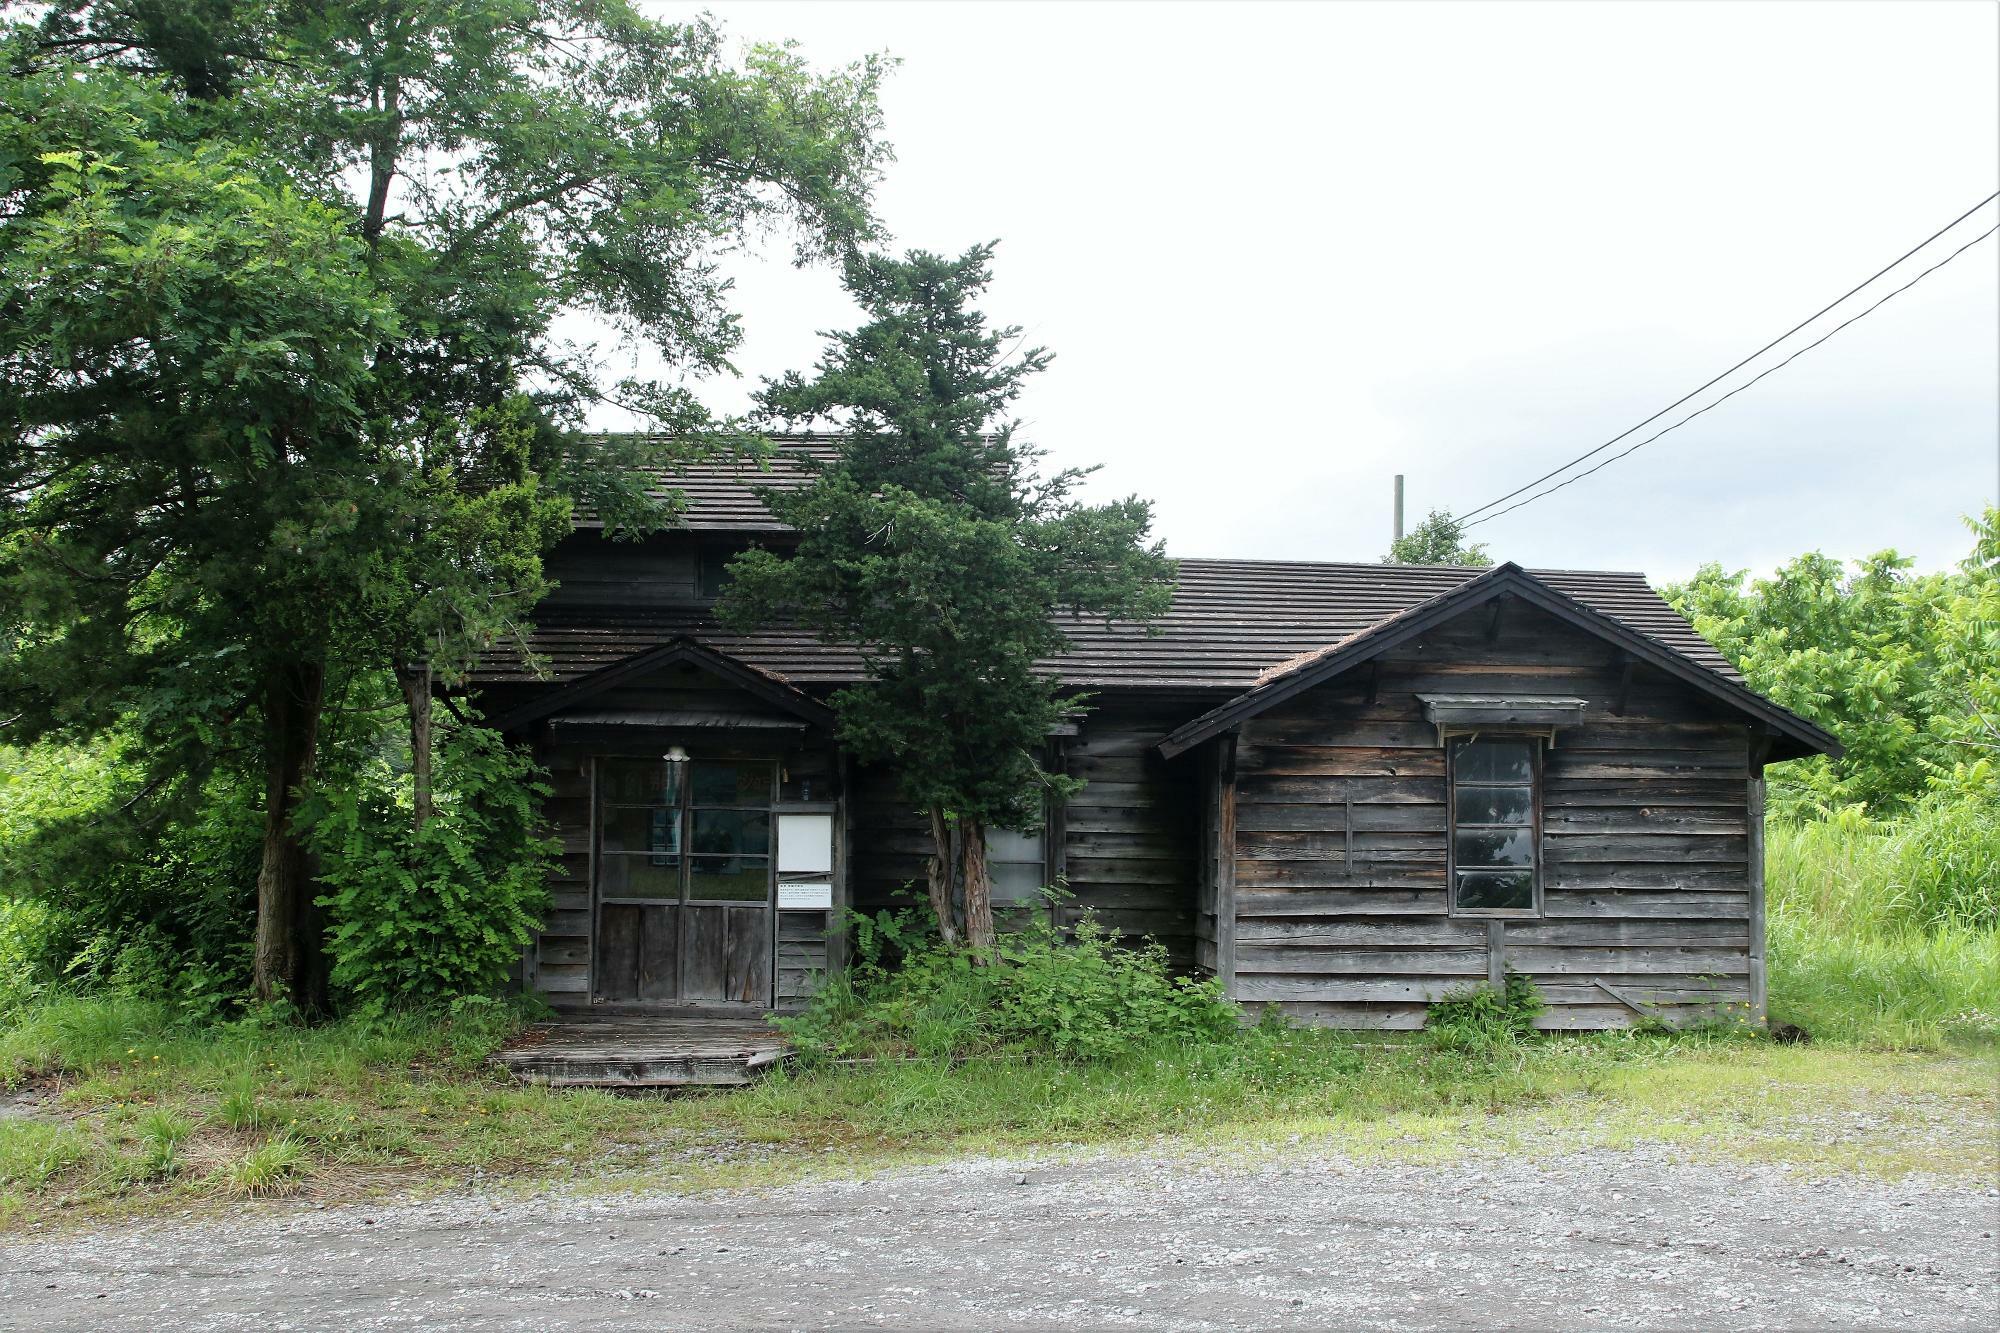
[470,440,1838,1030]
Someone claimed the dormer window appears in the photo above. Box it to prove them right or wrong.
[698,548,735,600]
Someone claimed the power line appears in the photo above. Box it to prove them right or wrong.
[1457,190,2000,523]
[1462,221,2000,530]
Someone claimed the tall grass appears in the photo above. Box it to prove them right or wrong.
[1765,798,1999,1048]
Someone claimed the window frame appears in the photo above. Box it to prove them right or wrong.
[985,822,1051,917]
[595,756,776,908]
[1443,730,1544,919]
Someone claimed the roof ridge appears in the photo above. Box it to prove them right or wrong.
[1168,556,1656,579]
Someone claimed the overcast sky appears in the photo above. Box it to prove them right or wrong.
[598,1,1999,581]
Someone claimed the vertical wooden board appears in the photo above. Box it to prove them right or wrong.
[1747,740,1769,1025]
[725,907,772,1005]
[637,905,679,1001]
[1217,731,1237,997]
[680,906,727,1001]
[596,903,640,1002]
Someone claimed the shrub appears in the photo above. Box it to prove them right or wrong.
[1424,971,1545,1051]
[0,744,259,1020]
[304,724,554,1016]
[781,906,1240,1063]
[0,899,42,1016]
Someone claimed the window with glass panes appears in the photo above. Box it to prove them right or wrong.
[596,758,774,904]
[986,826,1047,910]
[1446,735,1540,915]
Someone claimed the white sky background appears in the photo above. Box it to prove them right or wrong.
[587,0,2000,581]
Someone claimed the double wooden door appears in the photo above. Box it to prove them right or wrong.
[593,756,774,1006]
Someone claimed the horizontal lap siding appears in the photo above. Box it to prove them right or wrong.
[849,702,1202,968]
[1061,703,1201,968]
[1231,607,1753,1030]
[849,763,932,920]
[530,745,596,1001]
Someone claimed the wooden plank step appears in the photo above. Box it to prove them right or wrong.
[491,1017,791,1089]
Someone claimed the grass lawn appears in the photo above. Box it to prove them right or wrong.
[2,996,1994,1233]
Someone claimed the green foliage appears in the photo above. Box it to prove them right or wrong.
[720,244,1174,940]
[1423,971,1546,1051]
[137,1107,194,1179]
[1767,793,1999,935]
[0,987,1990,1227]
[1664,510,1999,818]
[216,1074,266,1132]
[1765,800,1999,1048]
[0,743,260,1020]
[303,724,555,1016]
[1,1,889,1006]
[1385,510,1492,566]
[781,908,1240,1064]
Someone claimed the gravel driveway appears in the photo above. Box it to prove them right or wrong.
[2,1144,1995,1330]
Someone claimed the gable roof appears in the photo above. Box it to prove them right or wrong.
[1155,562,1840,762]
[487,636,837,734]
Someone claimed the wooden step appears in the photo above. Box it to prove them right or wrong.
[492,1016,790,1088]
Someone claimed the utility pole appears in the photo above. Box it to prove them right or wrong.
[1393,474,1405,545]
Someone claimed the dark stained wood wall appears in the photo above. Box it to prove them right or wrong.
[1061,700,1201,967]
[849,699,1203,967]
[520,664,840,1011]
[529,742,597,1002]
[1228,599,1756,1030]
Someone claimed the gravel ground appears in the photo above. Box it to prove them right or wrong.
[2,1143,1995,1331]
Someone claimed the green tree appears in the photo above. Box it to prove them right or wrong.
[1385,509,1492,566]
[720,244,1175,950]
[1663,512,1999,818]
[0,3,888,1010]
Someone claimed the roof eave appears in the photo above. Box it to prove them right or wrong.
[1155,563,1840,762]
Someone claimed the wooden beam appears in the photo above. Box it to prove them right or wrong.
[1217,730,1238,1002]
[1748,734,1770,1027]
[1591,978,1658,1018]
[1613,654,1635,717]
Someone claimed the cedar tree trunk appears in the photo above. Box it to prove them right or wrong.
[960,815,996,952]
[252,657,329,1014]
[925,805,963,947]
[397,661,434,829]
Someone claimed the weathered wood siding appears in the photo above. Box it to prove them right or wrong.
[1058,700,1201,967]
[1230,601,1756,1030]
[849,700,1201,965]
[847,762,932,921]
[528,741,596,1002]
[519,662,839,1012]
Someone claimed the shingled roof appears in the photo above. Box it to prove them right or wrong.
[572,436,839,531]
[472,555,1742,694]
[474,436,1811,746]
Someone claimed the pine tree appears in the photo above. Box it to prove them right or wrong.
[721,244,1175,949]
